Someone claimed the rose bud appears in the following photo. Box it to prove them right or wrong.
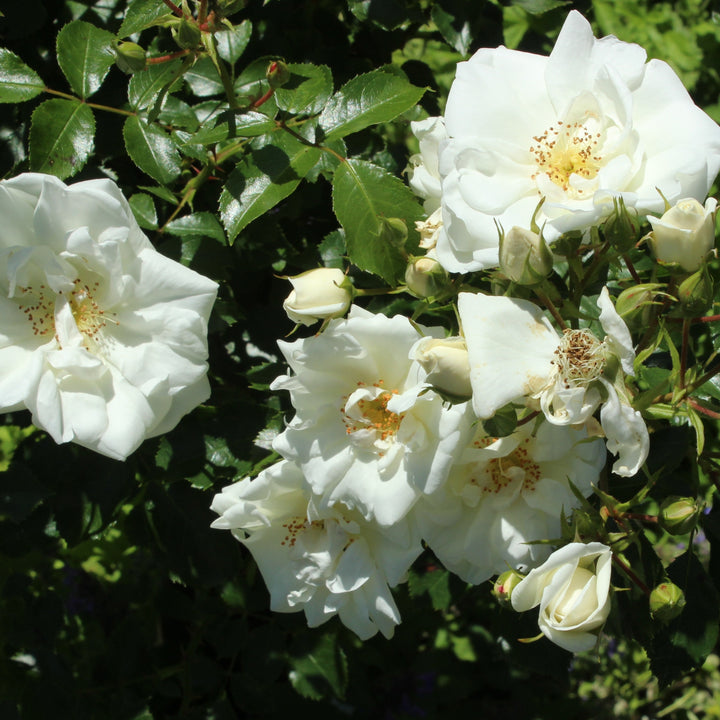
[282,268,353,326]
[410,336,472,397]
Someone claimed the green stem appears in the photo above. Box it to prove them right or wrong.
[147,49,191,64]
[533,286,567,330]
[612,554,651,597]
[44,87,137,118]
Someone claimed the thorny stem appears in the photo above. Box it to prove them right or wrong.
[533,286,567,330]
[612,554,652,597]
[162,0,184,16]
[147,49,192,64]
[623,254,642,284]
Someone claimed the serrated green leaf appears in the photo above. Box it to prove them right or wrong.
[183,110,275,146]
[332,158,423,282]
[184,56,224,97]
[348,0,411,30]
[0,49,45,103]
[29,98,94,179]
[275,63,332,116]
[157,95,200,131]
[319,69,424,140]
[234,56,279,114]
[319,229,346,269]
[119,0,174,37]
[288,634,348,701]
[219,133,321,242]
[128,59,183,110]
[56,20,115,99]
[123,115,182,184]
[431,3,473,56]
[216,19,252,64]
[129,193,158,230]
[139,184,178,203]
[165,212,226,244]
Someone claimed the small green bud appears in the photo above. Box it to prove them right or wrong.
[114,41,147,74]
[614,283,664,330]
[172,18,202,49]
[498,226,553,285]
[649,581,686,622]
[493,570,524,606]
[604,196,640,252]
[266,60,291,89]
[677,265,714,317]
[404,256,450,299]
[659,496,701,535]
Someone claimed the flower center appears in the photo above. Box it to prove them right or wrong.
[470,438,541,494]
[552,329,606,388]
[16,277,116,349]
[280,516,325,548]
[341,380,404,444]
[530,120,603,194]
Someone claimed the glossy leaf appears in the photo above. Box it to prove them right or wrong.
[184,56,224,98]
[165,212,227,244]
[56,20,115,99]
[183,111,276,146]
[332,158,423,282]
[123,116,182,184]
[128,59,183,110]
[288,633,348,701]
[119,0,175,37]
[29,98,95,179]
[216,19,253,64]
[319,69,424,140]
[274,63,333,116]
[0,49,44,103]
[129,193,158,230]
[219,133,321,242]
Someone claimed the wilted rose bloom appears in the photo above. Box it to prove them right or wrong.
[458,287,649,477]
[435,11,720,273]
[0,173,218,460]
[271,306,474,527]
[647,197,718,272]
[416,420,605,584]
[511,542,612,653]
[282,267,353,326]
[210,460,422,639]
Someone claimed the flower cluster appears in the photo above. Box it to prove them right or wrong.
[212,10,720,653]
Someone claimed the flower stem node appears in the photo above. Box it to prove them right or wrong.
[113,41,147,74]
[650,581,686,623]
[282,268,353,326]
[404,256,450,299]
[267,60,291,89]
[498,226,553,286]
[493,570,524,607]
[677,265,714,317]
[604,197,640,252]
[658,496,701,535]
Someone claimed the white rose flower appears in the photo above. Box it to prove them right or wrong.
[417,420,605,584]
[408,117,447,213]
[282,267,353,326]
[647,197,718,272]
[271,306,474,526]
[511,542,613,653]
[458,287,649,476]
[210,460,422,639]
[0,173,217,460]
[435,10,720,273]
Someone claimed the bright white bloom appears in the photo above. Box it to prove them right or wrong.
[436,10,720,272]
[417,420,605,584]
[282,267,353,326]
[0,173,217,460]
[271,306,473,527]
[211,460,421,639]
[458,287,649,476]
[511,542,612,653]
[647,197,718,272]
[408,117,447,213]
